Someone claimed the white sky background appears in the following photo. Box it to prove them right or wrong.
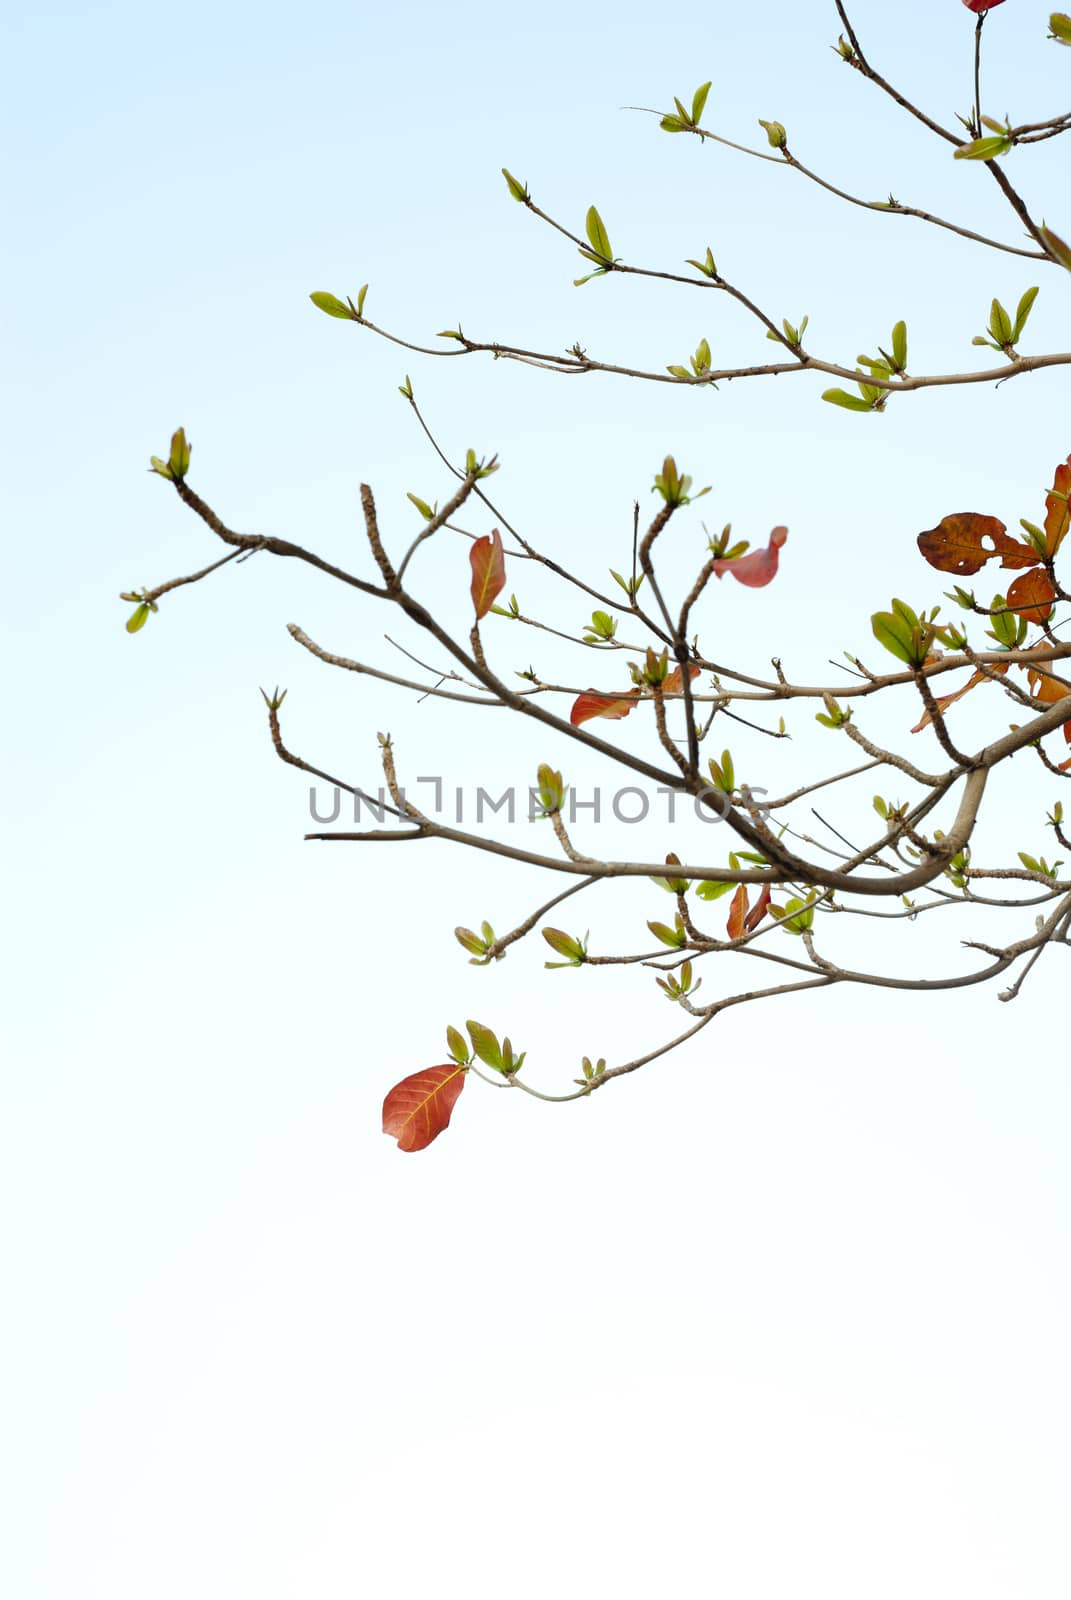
[4,1,1071,1594]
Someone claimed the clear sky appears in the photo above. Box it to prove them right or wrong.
[5,2,1071,1595]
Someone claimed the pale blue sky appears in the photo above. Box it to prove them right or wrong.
[5,3,1071,1595]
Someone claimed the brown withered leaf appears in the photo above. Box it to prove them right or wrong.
[917,512,1037,576]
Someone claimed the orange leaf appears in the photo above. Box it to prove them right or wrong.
[711,526,788,588]
[470,529,506,620]
[569,664,698,727]
[570,689,639,727]
[1044,457,1070,557]
[916,512,1036,576]
[1027,652,1071,706]
[662,662,702,695]
[910,664,1007,732]
[382,1063,467,1152]
[726,884,748,940]
[1005,567,1056,623]
[743,881,772,933]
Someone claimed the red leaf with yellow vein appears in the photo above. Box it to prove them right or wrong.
[1005,567,1056,622]
[570,689,639,727]
[916,512,1037,576]
[726,884,748,939]
[711,526,788,588]
[470,529,506,620]
[910,665,1008,732]
[1044,456,1070,557]
[382,1063,467,1152]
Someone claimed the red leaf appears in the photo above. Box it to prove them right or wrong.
[962,1,1005,12]
[916,512,1036,576]
[743,881,772,933]
[1005,567,1056,623]
[382,1063,467,1152]
[570,689,639,727]
[1044,457,1070,558]
[470,529,506,620]
[726,884,748,939]
[711,526,787,589]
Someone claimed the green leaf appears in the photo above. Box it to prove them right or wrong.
[891,320,907,370]
[149,454,173,480]
[758,119,787,149]
[584,205,613,263]
[685,247,717,279]
[355,284,368,317]
[407,493,435,519]
[821,388,876,412]
[771,895,815,935]
[167,427,190,480]
[398,375,413,399]
[446,1025,470,1064]
[691,81,711,124]
[126,602,151,634]
[466,1020,503,1072]
[501,167,528,202]
[1048,13,1071,44]
[309,290,356,319]
[871,610,916,664]
[1011,285,1039,341]
[660,114,688,133]
[695,878,734,902]
[989,298,1013,345]
[954,134,1013,161]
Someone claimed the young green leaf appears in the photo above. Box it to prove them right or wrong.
[1011,285,1038,341]
[891,320,908,370]
[310,290,356,319]
[821,388,877,412]
[954,134,1013,161]
[501,167,529,202]
[584,204,613,263]
[466,1020,504,1073]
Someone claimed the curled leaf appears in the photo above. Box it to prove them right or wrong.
[711,527,787,588]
